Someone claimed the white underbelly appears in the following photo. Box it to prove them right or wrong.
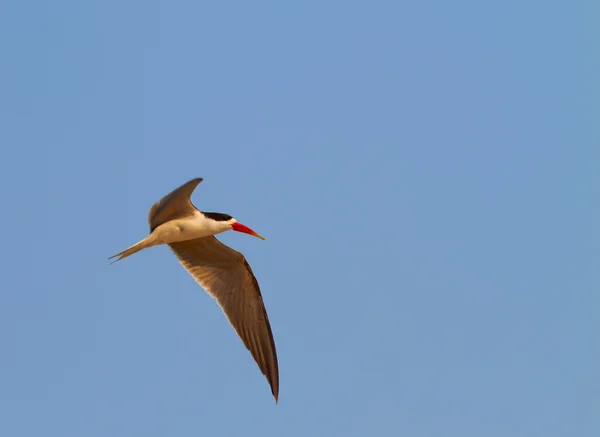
[153,216,224,244]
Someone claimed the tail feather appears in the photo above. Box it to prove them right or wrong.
[109,235,156,264]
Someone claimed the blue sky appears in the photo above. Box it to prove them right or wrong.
[0,1,597,436]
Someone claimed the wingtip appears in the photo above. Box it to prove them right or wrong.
[186,177,204,191]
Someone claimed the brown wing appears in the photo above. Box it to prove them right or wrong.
[148,178,203,232]
[168,236,279,402]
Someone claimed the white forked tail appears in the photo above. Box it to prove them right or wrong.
[109,235,157,264]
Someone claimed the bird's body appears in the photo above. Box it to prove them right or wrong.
[109,178,279,403]
[154,210,232,243]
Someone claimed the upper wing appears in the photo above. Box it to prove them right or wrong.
[148,178,203,232]
[168,236,279,402]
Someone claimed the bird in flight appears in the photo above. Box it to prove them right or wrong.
[109,178,279,403]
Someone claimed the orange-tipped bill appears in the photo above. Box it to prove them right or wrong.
[231,222,266,240]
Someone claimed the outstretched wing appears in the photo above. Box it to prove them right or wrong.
[148,178,203,232]
[168,236,279,402]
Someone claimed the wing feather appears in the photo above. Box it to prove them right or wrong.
[148,178,203,232]
[168,236,279,402]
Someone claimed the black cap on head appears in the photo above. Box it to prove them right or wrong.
[203,212,234,222]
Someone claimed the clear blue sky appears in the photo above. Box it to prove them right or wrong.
[0,1,597,436]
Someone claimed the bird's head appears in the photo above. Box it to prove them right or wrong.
[203,212,266,240]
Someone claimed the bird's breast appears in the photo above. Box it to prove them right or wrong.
[152,214,225,244]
